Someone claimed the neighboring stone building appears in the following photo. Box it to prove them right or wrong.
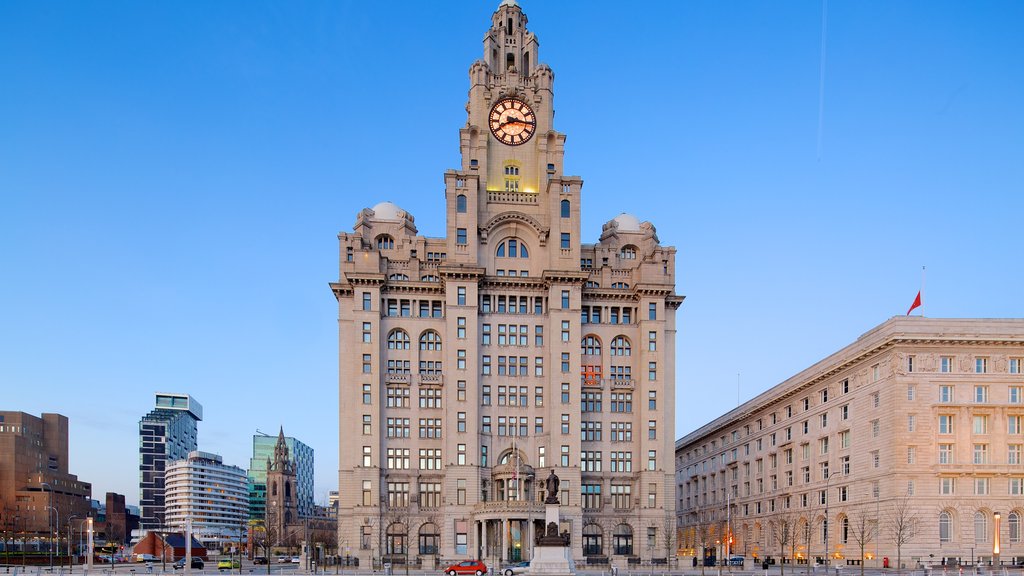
[248,430,314,521]
[332,1,680,568]
[164,451,248,551]
[676,317,1024,568]
[138,393,202,529]
[0,412,92,542]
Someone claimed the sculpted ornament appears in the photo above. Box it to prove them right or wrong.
[922,353,937,372]
[960,356,972,372]
[995,355,1008,373]
[894,353,907,376]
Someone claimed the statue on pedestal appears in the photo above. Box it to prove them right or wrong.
[544,470,560,504]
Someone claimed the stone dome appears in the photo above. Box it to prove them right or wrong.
[499,0,519,7]
[371,201,405,221]
[611,212,641,232]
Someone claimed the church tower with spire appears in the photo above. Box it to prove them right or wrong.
[334,1,680,567]
[265,427,298,540]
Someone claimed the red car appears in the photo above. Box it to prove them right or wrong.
[443,560,487,576]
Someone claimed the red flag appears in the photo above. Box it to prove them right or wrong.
[906,291,922,315]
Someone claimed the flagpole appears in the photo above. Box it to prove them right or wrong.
[921,266,926,315]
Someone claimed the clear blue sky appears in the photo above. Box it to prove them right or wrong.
[2,1,1021,507]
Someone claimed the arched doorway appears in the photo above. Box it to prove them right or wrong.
[613,524,633,556]
[583,523,604,557]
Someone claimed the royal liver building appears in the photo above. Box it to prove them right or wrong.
[332,1,682,568]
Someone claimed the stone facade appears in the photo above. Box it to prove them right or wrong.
[676,317,1024,568]
[332,1,681,568]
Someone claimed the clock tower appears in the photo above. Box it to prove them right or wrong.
[333,0,680,568]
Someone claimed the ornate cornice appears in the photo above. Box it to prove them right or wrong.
[581,289,640,302]
[438,265,486,281]
[542,270,589,284]
[344,273,386,286]
[381,281,446,295]
[480,276,548,291]
[329,282,353,301]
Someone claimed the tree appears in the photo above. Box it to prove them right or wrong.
[768,511,800,576]
[692,507,717,576]
[663,516,678,567]
[846,512,876,576]
[249,520,275,574]
[886,495,919,575]
[800,516,820,576]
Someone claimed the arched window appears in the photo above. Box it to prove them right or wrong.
[1009,511,1021,543]
[612,524,633,555]
[386,523,407,556]
[610,336,631,356]
[376,235,395,250]
[581,336,602,356]
[271,481,277,497]
[420,275,440,282]
[418,523,439,555]
[388,274,409,281]
[840,517,849,544]
[939,511,952,543]
[620,245,637,260]
[456,194,467,213]
[584,281,599,288]
[387,329,410,350]
[975,511,988,543]
[420,330,442,351]
[496,238,529,258]
[560,199,570,218]
[611,282,629,289]
[583,524,603,556]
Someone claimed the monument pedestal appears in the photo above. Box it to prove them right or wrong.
[529,504,575,576]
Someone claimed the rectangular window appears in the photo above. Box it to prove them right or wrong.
[907,446,916,464]
[975,385,989,403]
[1011,358,1022,374]
[940,385,954,403]
[362,292,371,311]
[907,385,916,401]
[362,321,372,343]
[648,362,657,381]
[938,443,953,464]
[908,414,916,432]
[1009,415,1022,435]
[973,415,989,434]
[872,419,880,437]
[975,478,989,495]
[1011,386,1023,404]
[561,290,570,309]
[976,357,988,373]
[940,477,955,495]
[973,443,989,464]
[362,383,372,404]
[1010,478,1023,495]
[648,302,657,320]
[941,356,953,373]
[456,228,467,245]
[560,445,570,467]
[1008,444,1022,465]
[648,450,657,471]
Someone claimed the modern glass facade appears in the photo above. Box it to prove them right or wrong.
[247,434,313,520]
[138,393,201,529]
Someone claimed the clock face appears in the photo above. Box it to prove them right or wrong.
[489,98,536,146]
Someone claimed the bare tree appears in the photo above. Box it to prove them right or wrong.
[800,516,819,576]
[768,512,801,576]
[693,508,717,576]
[886,495,919,575]
[846,513,876,576]
[249,520,275,574]
[663,516,678,567]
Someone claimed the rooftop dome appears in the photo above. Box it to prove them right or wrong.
[371,201,405,221]
[499,0,519,7]
[611,212,641,232]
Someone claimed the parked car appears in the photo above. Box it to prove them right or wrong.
[253,557,269,565]
[728,556,745,566]
[173,557,205,570]
[444,560,488,576]
[136,554,159,563]
[502,561,530,576]
[277,556,292,563]
[291,556,301,564]
[218,558,241,569]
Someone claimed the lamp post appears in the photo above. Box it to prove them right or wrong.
[41,481,54,570]
[67,515,80,570]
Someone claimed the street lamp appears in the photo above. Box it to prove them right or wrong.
[41,481,54,570]
[67,515,80,570]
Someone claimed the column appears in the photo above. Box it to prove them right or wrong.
[501,519,508,562]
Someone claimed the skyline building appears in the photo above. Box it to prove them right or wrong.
[676,317,1024,568]
[138,393,202,529]
[332,1,680,567]
[0,411,92,540]
[248,429,314,521]
[164,451,249,551]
